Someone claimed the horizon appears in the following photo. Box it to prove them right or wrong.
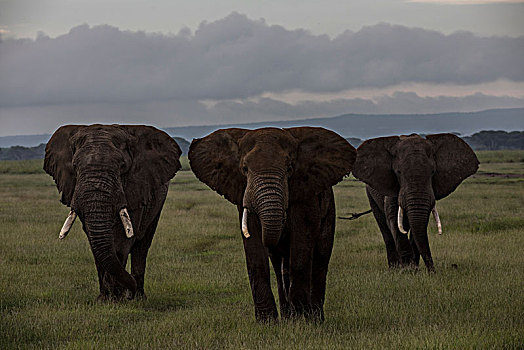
[1,107,522,148]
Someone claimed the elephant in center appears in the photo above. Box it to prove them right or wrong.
[189,127,356,322]
[352,133,479,271]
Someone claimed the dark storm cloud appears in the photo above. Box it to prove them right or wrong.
[0,12,523,107]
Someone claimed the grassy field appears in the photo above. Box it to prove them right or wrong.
[1,152,523,349]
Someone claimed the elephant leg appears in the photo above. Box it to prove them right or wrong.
[412,233,435,272]
[240,209,278,322]
[112,251,131,299]
[310,190,335,322]
[269,248,291,319]
[96,231,133,300]
[102,223,136,300]
[367,191,400,268]
[95,261,110,301]
[287,206,315,318]
[131,212,160,299]
[409,234,420,267]
[393,232,415,267]
[289,244,313,318]
[383,198,415,267]
[282,255,290,310]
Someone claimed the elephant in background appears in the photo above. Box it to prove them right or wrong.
[44,124,181,300]
[352,133,478,271]
[189,127,355,322]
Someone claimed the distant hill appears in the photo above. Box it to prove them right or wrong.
[164,108,524,141]
[0,108,522,148]
[346,137,363,148]
[173,137,190,155]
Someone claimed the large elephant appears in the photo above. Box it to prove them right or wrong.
[44,124,181,300]
[189,127,356,322]
[352,133,479,271]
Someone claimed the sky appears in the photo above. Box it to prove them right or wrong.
[0,0,523,136]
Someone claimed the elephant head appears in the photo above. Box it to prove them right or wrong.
[352,133,478,270]
[189,127,356,247]
[44,124,181,296]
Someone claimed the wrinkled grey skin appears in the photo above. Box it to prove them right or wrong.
[189,127,356,322]
[353,134,479,271]
[44,124,181,300]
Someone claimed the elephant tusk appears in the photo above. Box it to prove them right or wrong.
[242,208,250,239]
[59,210,77,239]
[432,206,442,235]
[397,206,408,234]
[119,208,134,238]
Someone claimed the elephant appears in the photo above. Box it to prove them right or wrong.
[44,124,181,300]
[352,133,479,271]
[189,127,356,322]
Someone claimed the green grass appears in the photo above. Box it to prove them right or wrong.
[179,156,190,171]
[475,150,524,164]
[1,152,523,349]
[0,159,44,174]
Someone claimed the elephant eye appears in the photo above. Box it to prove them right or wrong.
[242,166,248,174]
[287,164,293,174]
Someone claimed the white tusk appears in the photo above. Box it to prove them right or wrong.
[119,208,134,238]
[59,210,77,239]
[397,206,408,234]
[242,208,250,239]
[432,206,442,235]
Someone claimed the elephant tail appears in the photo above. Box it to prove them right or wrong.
[338,209,372,220]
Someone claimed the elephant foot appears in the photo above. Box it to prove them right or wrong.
[309,307,325,323]
[136,289,147,300]
[96,293,111,303]
[255,307,279,323]
[386,251,400,268]
[280,305,292,320]
[122,289,135,300]
[96,288,135,302]
[388,261,402,269]
[288,303,315,321]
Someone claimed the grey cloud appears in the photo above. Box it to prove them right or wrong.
[1,13,523,107]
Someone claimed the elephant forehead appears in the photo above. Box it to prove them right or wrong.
[73,125,128,147]
[240,129,297,152]
[395,137,432,156]
[244,144,289,168]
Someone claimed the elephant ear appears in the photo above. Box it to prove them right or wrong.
[43,125,83,206]
[426,133,479,200]
[286,127,356,202]
[352,136,400,197]
[122,126,182,209]
[189,129,248,205]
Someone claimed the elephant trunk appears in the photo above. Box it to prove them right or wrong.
[258,204,285,247]
[404,194,434,271]
[74,174,137,296]
[246,172,287,248]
